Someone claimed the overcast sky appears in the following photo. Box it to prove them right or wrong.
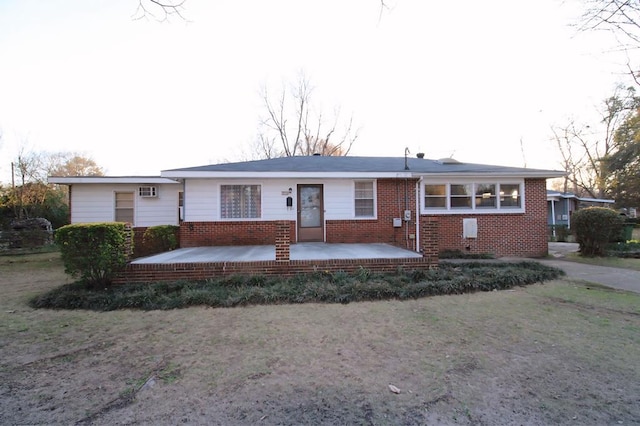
[0,0,636,182]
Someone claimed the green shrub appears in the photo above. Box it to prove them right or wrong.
[572,207,626,257]
[55,222,131,288]
[142,225,179,255]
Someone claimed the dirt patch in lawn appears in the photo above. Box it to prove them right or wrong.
[1,253,639,425]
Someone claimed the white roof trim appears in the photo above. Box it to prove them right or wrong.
[48,176,181,184]
[161,171,414,179]
[577,197,615,204]
[161,170,562,179]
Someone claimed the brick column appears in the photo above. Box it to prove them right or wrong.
[123,223,134,260]
[420,217,439,263]
[275,220,291,262]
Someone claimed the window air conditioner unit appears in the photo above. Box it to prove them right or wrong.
[139,186,157,198]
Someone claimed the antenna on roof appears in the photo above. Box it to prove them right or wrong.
[404,147,410,170]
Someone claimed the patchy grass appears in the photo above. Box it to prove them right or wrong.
[565,252,640,271]
[2,253,639,425]
[29,261,562,311]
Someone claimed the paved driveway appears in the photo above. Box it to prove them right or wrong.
[536,243,640,294]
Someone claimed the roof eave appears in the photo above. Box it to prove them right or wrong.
[48,176,181,185]
[160,171,413,179]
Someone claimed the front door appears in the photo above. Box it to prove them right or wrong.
[297,184,324,242]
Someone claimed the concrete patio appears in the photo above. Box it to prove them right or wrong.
[131,243,423,264]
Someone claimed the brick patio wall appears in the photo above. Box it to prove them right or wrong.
[179,220,297,247]
[423,178,548,258]
[115,257,438,284]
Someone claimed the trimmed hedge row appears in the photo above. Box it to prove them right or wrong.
[29,261,564,311]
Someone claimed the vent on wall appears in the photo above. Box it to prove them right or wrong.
[139,186,157,197]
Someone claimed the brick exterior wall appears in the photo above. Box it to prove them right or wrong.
[116,257,438,284]
[326,178,419,251]
[423,178,548,258]
[172,177,547,259]
[179,221,297,247]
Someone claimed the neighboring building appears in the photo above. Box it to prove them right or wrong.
[50,155,564,258]
[546,190,615,230]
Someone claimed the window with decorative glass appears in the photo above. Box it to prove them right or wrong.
[354,181,375,217]
[220,185,261,219]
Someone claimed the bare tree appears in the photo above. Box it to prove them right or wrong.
[578,0,640,46]
[577,0,640,83]
[133,0,187,22]
[551,86,639,198]
[257,74,359,158]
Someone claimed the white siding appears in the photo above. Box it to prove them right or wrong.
[183,179,217,221]
[183,178,363,221]
[70,183,181,226]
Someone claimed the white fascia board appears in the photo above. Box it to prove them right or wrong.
[416,171,566,179]
[48,176,181,184]
[577,197,615,204]
[161,171,412,179]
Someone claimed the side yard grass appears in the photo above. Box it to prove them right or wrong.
[565,252,640,271]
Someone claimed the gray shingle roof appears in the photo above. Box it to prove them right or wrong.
[164,155,560,176]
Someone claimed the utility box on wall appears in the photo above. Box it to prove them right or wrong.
[393,218,402,228]
[463,218,478,238]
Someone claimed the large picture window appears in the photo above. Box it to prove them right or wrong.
[354,181,375,217]
[221,185,261,219]
[424,182,522,212]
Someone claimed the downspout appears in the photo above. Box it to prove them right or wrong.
[550,199,556,238]
[405,178,409,248]
[415,177,422,253]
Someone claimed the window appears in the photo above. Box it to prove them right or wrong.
[425,184,446,208]
[354,181,375,217]
[423,182,523,213]
[221,185,261,219]
[450,184,472,209]
[499,184,521,208]
[475,183,496,209]
[115,192,134,223]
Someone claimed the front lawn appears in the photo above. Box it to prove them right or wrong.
[2,252,639,425]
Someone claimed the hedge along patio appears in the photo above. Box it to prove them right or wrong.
[115,220,439,284]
